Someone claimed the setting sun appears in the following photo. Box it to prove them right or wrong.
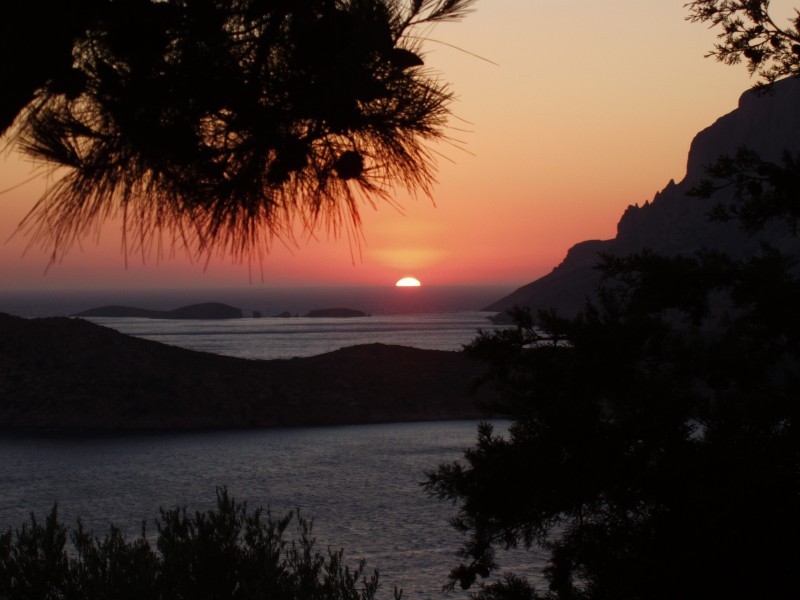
[396,277,421,287]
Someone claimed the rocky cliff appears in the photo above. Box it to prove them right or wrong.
[487,77,800,317]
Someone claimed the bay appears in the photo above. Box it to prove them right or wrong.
[0,286,536,595]
[83,312,496,360]
[0,421,543,598]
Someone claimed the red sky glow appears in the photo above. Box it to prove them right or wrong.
[0,1,762,293]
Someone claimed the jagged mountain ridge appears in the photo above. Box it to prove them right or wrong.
[487,77,800,317]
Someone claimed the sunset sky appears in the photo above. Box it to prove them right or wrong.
[0,1,771,292]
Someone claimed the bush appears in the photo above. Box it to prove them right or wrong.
[0,488,397,600]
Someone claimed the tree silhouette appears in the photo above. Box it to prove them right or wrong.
[428,246,800,598]
[425,3,800,598]
[687,0,800,85]
[2,0,475,261]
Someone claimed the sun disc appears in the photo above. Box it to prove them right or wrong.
[396,277,421,287]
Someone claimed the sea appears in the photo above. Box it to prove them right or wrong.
[0,285,513,358]
[0,285,543,597]
[0,284,510,320]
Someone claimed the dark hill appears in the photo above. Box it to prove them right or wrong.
[75,302,243,319]
[487,77,800,318]
[0,313,493,431]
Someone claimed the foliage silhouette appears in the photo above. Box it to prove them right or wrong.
[425,4,800,598]
[2,0,475,262]
[690,146,800,234]
[685,2,800,237]
[427,244,800,598]
[687,0,800,85]
[0,487,400,599]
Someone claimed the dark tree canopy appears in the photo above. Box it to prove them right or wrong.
[1,0,475,261]
[424,3,800,598]
[690,146,800,234]
[428,246,800,598]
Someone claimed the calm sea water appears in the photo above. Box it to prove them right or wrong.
[82,312,497,359]
[0,285,511,319]
[0,421,543,598]
[0,286,537,596]
[0,285,512,358]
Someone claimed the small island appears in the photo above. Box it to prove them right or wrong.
[303,308,367,318]
[74,302,244,320]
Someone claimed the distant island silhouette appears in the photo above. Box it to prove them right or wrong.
[75,302,244,320]
[0,313,494,431]
[74,304,370,320]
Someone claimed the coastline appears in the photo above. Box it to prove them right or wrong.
[0,313,497,431]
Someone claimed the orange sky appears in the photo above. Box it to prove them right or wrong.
[0,1,767,292]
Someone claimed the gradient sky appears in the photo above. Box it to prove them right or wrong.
[0,1,771,292]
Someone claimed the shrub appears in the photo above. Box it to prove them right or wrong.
[0,487,397,600]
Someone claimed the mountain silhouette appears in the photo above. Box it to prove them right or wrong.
[487,76,800,318]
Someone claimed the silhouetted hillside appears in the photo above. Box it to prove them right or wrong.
[0,313,493,431]
[488,77,800,318]
[75,302,243,319]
